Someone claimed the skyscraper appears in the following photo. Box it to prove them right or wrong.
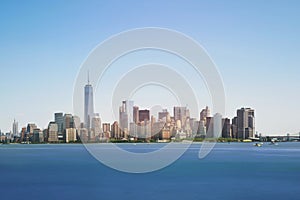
[84,73,94,129]
[174,107,190,128]
[48,122,59,143]
[63,114,74,131]
[139,109,150,122]
[119,100,134,130]
[222,118,231,138]
[54,112,64,134]
[133,106,139,124]
[200,106,210,123]
[27,123,37,135]
[91,113,102,137]
[158,109,169,122]
[12,119,18,136]
[237,108,255,139]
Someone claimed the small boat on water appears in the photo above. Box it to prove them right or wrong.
[269,140,278,145]
[254,142,263,147]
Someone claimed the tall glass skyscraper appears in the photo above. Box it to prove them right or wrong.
[84,73,94,129]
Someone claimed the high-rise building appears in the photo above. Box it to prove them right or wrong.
[158,109,169,122]
[222,118,231,138]
[63,114,74,130]
[73,116,81,130]
[48,122,59,143]
[174,107,190,128]
[12,119,18,136]
[119,102,129,131]
[32,129,43,143]
[139,109,150,122]
[91,113,102,137]
[133,106,139,124]
[27,123,37,135]
[200,106,211,122]
[20,127,27,142]
[119,100,134,130]
[102,123,111,133]
[65,128,77,143]
[84,73,94,129]
[231,117,238,138]
[54,113,64,134]
[236,108,255,139]
[111,121,122,139]
[206,117,213,138]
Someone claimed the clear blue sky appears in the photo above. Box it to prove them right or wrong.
[0,0,299,135]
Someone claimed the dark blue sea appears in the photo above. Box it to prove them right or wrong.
[1,143,300,200]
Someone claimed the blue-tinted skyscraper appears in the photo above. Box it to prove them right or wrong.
[84,73,94,129]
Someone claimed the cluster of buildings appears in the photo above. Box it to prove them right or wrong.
[0,76,256,143]
[115,101,255,141]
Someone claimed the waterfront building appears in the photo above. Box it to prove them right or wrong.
[65,128,77,143]
[231,117,238,139]
[79,128,88,142]
[102,123,111,138]
[222,118,231,138]
[206,117,213,138]
[160,127,171,140]
[32,129,43,143]
[48,122,59,143]
[111,121,122,139]
[237,108,255,139]
[151,121,165,139]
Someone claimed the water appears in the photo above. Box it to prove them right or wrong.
[0,143,300,200]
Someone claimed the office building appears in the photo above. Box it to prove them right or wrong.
[91,113,102,137]
[158,109,169,122]
[174,106,190,128]
[237,108,255,139]
[54,112,64,134]
[222,118,231,138]
[48,122,59,143]
[12,119,18,136]
[65,128,77,143]
[200,106,211,122]
[84,73,94,129]
[133,106,139,124]
[139,109,150,122]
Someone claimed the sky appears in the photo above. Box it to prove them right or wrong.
[0,0,299,135]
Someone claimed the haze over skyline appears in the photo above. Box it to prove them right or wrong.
[0,0,300,135]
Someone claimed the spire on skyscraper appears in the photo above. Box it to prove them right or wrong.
[87,70,90,85]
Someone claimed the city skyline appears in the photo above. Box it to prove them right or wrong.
[0,1,300,135]
[1,101,259,143]
[1,76,298,143]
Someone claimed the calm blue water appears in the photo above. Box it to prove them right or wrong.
[0,143,300,200]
